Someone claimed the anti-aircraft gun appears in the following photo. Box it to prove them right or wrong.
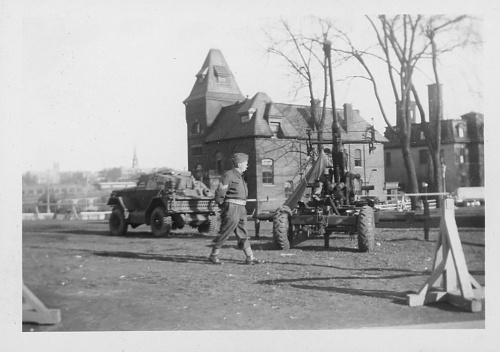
[107,169,219,237]
[272,40,378,252]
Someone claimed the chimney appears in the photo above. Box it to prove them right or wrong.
[343,103,353,132]
[428,83,443,123]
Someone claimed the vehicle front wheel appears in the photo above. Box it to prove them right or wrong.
[150,207,172,237]
[273,209,291,250]
[357,205,375,252]
[109,207,128,236]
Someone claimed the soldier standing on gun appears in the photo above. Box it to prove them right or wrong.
[208,153,264,265]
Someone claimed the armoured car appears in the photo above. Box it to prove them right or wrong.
[107,170,219,237]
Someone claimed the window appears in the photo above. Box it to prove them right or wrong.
[215,151,224,175]
[191,145,202,156]
[419,149,429,164]
[270,122,280,137]
[191,121,202,135]
[385,152,391,167]
[241,108,256,124]
[457,124,465,138]
[285,181,294,199]
[420,131,425,140]
[456,146,467,164]
[213,65,229,84]
[262,159,274,184]
[354,149,362,167]
[459,173,468,187]
[217,76,228,84]
[196,67,208,82]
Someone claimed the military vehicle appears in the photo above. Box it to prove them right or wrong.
[107,170,219,237]
[271,40,377,252]
[272,150,377,252]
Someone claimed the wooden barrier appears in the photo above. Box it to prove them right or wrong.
[23,284,61,324]
[407,198,484,312]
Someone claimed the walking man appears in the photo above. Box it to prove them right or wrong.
[208,153,264,265]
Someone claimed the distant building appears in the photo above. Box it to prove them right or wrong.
[184,49,387,212]
[383,84,484,193]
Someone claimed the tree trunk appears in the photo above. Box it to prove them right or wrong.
[400,135,420,209]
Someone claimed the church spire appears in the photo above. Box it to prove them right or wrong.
[132,146,138,169]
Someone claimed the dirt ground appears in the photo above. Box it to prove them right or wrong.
[22,218,485,332]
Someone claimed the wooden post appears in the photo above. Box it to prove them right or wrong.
[407,198,484,312]
[69,205,79,220]
[422,183,430,241]
[23,284,61,324]
[254,198,260,239]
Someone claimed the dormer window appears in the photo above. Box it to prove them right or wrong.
[213,65,229,84]
[269,116,282,138]
[241,108,256,124]
[196,67,208,82]
[457,124,465,138]
[270,122,281,138]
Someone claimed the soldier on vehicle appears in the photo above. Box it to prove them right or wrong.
[208,153,264,265]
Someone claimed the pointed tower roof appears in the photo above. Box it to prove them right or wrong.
[183,49,245,103]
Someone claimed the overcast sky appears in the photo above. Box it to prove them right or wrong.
[3,0,494,173]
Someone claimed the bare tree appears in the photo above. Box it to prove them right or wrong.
[327,15,429,208]
[265,15,480,208]
[327,15,478,208]
[418,15,480,206]
[266,18,333,152]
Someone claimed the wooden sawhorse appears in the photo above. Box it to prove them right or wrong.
[407,198,484,312]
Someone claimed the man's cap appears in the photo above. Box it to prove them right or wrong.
[231,153,249,166]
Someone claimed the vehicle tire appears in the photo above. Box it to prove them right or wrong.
[357,205,375,252]
[198,216,218,235]
[150,207,172,237]
[109,207,128,236]
[172,213,185,229]
[273,210,291,250]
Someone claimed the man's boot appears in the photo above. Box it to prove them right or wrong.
[208,248,222,264]
[208,254,221,264]
[245,256,264,265]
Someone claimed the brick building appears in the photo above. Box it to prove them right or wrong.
[184,49,387,212]
[384,84,484,193]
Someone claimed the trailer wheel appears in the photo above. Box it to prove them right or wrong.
[273,209,291,250]
[198,216,218,235]
[357,205,375,252]
[150,207,172,237]
[109,207,128,236]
